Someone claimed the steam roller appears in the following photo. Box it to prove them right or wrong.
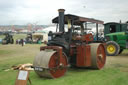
[33,9,106,78]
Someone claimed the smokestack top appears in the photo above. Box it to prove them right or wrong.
[58,9,65,12]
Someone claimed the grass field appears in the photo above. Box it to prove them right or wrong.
[0,34,128,85]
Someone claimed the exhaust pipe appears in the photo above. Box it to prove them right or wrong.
[58,9,65,32]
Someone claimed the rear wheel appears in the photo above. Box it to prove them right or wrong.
[90,43,106,69]
[106,41,120,56]
[11,39,14,44]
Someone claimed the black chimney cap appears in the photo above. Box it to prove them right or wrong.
[58,9,65,12]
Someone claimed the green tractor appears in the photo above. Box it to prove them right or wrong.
[2,33,14,44]
[104,22,128,56]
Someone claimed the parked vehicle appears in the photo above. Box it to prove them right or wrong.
[104,22,128,56]
[2,33,14,44]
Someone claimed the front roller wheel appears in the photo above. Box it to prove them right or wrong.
[33,50,68,78]
[89,43,106,69]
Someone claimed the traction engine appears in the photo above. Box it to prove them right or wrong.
[33,9,106,78]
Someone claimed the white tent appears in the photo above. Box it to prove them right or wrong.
[32,33,48,43]
[42,26,57,33]
[42,25,68,33]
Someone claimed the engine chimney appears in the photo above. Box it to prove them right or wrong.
[58,9,65,32]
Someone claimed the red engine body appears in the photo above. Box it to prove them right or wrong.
[76,44,91,67]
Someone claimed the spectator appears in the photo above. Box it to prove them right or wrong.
[21,39,24,46]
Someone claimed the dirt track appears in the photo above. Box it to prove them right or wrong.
[106,52,128,72]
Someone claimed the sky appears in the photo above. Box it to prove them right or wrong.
[0,0,128,25]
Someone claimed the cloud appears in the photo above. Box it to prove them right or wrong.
[0,0,128,25]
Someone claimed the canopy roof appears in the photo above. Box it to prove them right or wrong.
[104,22,121,25]
[52,14,104,25]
